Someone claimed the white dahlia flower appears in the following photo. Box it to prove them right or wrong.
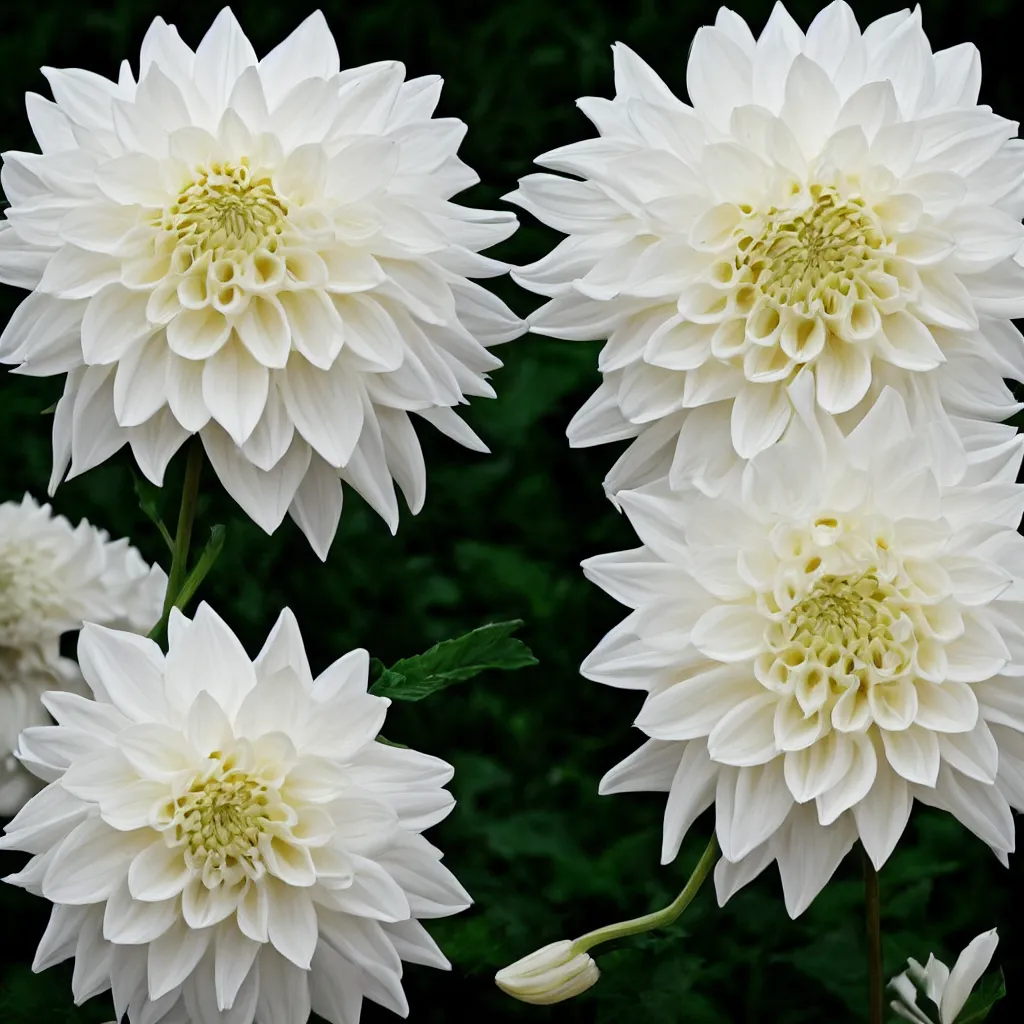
[0,8,523,558]
[890,928,999,1024]
[507,1,1024,497]
[0,602,469,1024]
[1,493,163,815]
[0,647,81,815]
[0,493,166,654]
[583,378,1024,917]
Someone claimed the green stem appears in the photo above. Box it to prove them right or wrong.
[149,438,204,646]
[572,836,719,954]
[862,848,884,1024]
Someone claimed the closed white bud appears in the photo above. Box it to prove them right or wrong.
[495,940,600,1005]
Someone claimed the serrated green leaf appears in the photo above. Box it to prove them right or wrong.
[957,969,1006,1023]
[369,619,537,701]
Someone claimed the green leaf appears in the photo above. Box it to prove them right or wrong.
[369,619,537,702]
[40,401,57,415]
[957,969,1006,1023]
[173,524,227,613]
[132,469,174,552]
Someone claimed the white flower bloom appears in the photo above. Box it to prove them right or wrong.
[890,928,999,1024]
[583,378,1024,917]
[495,940,600,1005]
[1,492,164,815]
[0,8,523,559]
[1,493,166,652]
[507,1,1024,498]
[0,647,81,815]
[0,602,469,1024]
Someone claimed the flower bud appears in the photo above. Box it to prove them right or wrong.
[495,939,600,1005]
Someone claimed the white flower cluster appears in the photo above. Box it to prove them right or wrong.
[4,1,1024,1022]
[0,494,165,814]
[511,0,1024,920]
[0,8,510,1024]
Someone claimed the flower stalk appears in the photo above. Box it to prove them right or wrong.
[863,848,884,1024]
[574,834,719,953]
[149,438,204,647]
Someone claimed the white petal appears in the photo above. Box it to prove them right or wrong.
[940,929,999,1024]
[193,7,257,113]
[715,761,792,862]
[815,338,872,414]
[201,424,311,535]
[254,608,312,687]
[730,383,791,458]
[637,665,761,741]
[599,738,681,794]
[706,693,778,766]
[287,453,343,561]
[265,879,319,969]
[816,732,877,824]
[128,838,191,902]
[852,766,912,870]
[662,742,717,863]
[77,624,168,722]
[214,921,261,1010]
[281,358,364,467]
[103,877,178,944]
[237,296,291,368]
[43,815,148,904]
[202,337,270,446]
[148,916,214,1000]
[164,602,257,718]
[776,804,857,918]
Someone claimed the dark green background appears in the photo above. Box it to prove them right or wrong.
[1,1,1021,1021]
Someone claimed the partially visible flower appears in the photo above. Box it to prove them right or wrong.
[0,647,81,814]
[496,940,599,1005]
[0,493,165,653]
[0,602,469,1023]
[584,378,1024,917]
[0,8,523,559]
[507,2,1024,499]
[0,493,164,815]
[890,929,999,1024]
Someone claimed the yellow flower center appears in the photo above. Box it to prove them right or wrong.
[169,750,279,884]
[762,572,913,698]
[738,186,889,316]
[162,160,288,260]
[697,184,904,375]
[785,573,895,648]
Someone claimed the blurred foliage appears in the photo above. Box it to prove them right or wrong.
[1,0,1022,1021]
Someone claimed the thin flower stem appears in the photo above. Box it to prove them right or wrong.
[149,438,204,646]
[862,847,884,1024]
[572,835,719,954]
